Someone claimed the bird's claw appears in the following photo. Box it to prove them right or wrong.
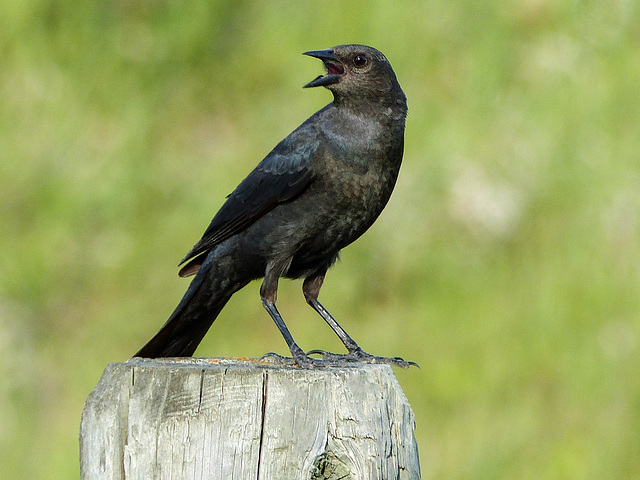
[260,351,321,368]
[307,349,419,369]
[260,352,296,365]
[260,349,418,369]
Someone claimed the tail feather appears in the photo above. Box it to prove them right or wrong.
[134,253,244,358]
[133,295,231,358]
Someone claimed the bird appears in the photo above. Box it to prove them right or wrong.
[134,44,415,368]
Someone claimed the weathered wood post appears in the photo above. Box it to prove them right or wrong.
[80,357,420,479]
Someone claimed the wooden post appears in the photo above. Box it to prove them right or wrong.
[80,358,420,479]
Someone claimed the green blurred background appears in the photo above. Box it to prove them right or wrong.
[1,0,639,478]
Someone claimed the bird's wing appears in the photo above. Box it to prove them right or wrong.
[178,127,320,277]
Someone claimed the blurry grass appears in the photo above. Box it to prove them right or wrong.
[1,0,639,478]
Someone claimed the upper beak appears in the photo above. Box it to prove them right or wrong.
[303,49,340,62]
[303,49,345,88]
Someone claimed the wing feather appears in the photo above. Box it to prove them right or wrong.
[178,127,319,277]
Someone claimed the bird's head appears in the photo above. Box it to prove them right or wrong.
[303,44,404,108]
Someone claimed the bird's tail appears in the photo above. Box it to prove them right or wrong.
[134,252,248,358]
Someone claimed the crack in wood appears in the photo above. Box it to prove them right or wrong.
[256,371,269,480]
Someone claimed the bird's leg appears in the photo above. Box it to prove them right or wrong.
[303,273,419,369]
[260,266,317,368]
[303,273,361,353]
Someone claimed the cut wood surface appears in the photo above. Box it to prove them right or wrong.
[80,358,420,479]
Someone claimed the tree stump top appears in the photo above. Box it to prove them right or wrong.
[81,358,420,479]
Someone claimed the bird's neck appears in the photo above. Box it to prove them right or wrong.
[333,94,407,127]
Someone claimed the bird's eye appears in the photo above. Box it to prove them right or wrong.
[354,54,368,68]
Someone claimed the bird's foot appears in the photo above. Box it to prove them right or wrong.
[307,348,419,369]
[260,350,321,368]
[260,352,297,366]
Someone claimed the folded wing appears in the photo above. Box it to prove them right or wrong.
[178,128,320,277]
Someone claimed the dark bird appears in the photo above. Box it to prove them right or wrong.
[135,44,414,368]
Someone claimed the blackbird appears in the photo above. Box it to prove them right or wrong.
[135,44,414,368]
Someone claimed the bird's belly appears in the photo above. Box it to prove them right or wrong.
[238,157,399,277]
[292,170,395,257]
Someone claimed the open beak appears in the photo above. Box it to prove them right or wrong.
[303,49,345,88]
